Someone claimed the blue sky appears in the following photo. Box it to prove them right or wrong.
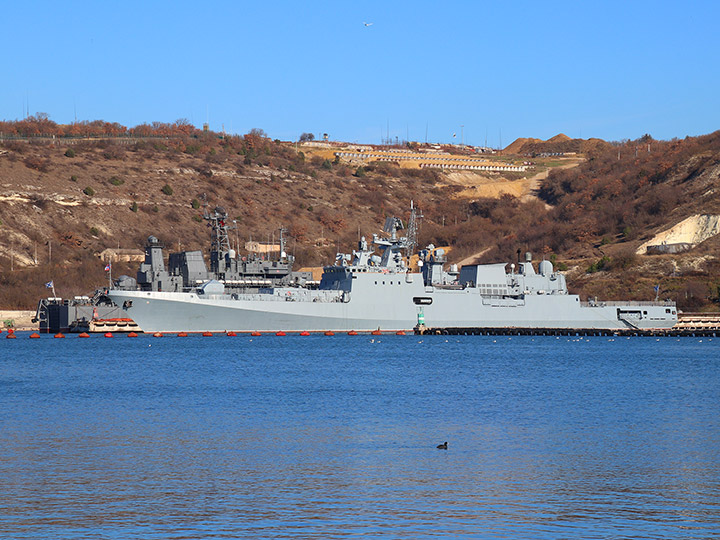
[2,0,719,147]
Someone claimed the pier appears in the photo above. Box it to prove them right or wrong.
[414,327,719,337]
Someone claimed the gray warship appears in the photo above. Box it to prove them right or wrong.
[107,204,678,332]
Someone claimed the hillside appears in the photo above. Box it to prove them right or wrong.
[1,123,720,312]
[505,134,612,156]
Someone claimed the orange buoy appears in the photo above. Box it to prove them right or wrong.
[202,331,213,337]
[226,331,237,337]
[347,330,358,336]
[177,331,188,337]
[153,332,163,338]
[371,329,382,336]
[300,331,310,336]
[6,333,17,339]
[78,332,90,338]
[275,331,286,336]
[104,332,113,338]
[54,333,65,339]
[251,331,261,336]
[396,331,406,335]
[324,331,335,336]
[29,332,41,339]
[128,332,138,337]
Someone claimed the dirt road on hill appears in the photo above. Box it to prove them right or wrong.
[445,158,582,202]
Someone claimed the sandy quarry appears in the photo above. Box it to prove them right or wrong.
[636,214,720,254]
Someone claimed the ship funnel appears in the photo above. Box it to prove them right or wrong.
[525,252,532,262]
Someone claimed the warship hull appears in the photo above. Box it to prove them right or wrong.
[108,276,676,333]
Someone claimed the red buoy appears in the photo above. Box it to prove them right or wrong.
[29,332,41,339]
[54,333,65,339]
[371,329,382,336]
[300,331,310,336]
[153,332,163,338]
[226,331,237,337]
[6,333,17,339]
[128,332,138,337]
[347,330,358,335]
[275,331,286,336]
[396,331,406,335]
[251,331,261,336]
[104,332,113,338]
[177,332,188,337]
[324,331,335,336]
[78,332,90,338]
[202,331,213,337]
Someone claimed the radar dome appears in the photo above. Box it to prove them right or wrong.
[539,260,553,275]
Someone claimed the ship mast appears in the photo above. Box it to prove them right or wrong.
[205,205,232,274]
[406,200,423,259]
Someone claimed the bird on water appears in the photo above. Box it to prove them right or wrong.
[437,442,448,449]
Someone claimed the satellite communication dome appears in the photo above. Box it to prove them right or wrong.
[539,260,554,275]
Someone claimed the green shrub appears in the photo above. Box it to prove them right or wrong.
[109,176,125,186]
[131,201,138,212]
[90,226,99,236]
[64,148,75,158]
[161,184,173,196]
[586,256,610,273]
[321,159,332,170]
[191,198,200,209]
[355,166,366,178]
[70,175,78,182]
[83,186,95,197]
[192,215,203,223]
[152,205,159,213]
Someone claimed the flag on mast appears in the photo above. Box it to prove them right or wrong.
[104,262,112,272]
[45,281,54,288]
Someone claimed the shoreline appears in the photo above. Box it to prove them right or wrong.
[0,310,36,331]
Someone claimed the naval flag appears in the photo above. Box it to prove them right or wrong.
[45,280,54,288]
[104,262,112,272]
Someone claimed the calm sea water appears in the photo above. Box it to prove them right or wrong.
[0,333,718,539]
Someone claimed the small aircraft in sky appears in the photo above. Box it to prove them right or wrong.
[363,22,373,27]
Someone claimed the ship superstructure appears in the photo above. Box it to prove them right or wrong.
[117,205,312,294]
